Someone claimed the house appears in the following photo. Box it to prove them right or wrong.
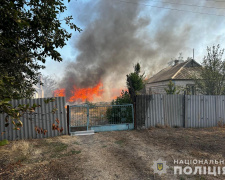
[145,59,201,95]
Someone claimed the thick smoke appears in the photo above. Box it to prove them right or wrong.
[59,0,225,101]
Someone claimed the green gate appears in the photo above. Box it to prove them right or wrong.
[69,104,134,133]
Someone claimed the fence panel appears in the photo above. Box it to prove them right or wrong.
[136,94,184,128]
[0,97,67,141]
[136,94,225,128]
[185,95,225,128]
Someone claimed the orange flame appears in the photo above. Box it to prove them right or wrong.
[68,82,103,102]
[54,82,104,102]
[54,89,65,97]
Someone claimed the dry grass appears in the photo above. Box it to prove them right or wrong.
[1,128,225,179]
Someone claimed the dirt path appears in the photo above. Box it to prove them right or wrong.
[1,128,225,180]
[67,130,179,180]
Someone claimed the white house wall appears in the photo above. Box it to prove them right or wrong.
[145,80,195,95]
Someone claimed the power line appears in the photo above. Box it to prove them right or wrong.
[145,0,225,10]
[114,0,225,17]
[205,0,225,2]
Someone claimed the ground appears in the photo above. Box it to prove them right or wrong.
[1,127,225,180]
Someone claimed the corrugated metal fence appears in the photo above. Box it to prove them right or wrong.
[136,95,225,128]
[0,97,67,141]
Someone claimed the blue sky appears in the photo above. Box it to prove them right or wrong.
[41,0,225,81]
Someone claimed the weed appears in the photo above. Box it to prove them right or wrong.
[102,145,107,148]
[0,139,9,146]
[218,120,225,128]
[155,124,165,129]
[115,140,124,145]
[71,150,81,155]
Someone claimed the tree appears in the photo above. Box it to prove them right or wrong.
[42,75,58,97]
[164,80,180,94]
[112,90,132,105]
[0,0,81,133]
[126,63,145,103]
[0,0,81,99]
[194,45,225,95]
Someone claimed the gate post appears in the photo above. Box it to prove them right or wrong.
[134,102,137,129]
[87,105,89,130]
[67,105,70,135]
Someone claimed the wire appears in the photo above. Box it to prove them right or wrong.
[145,0,225,10]
[205,0,225,2]
[114,0,225,17]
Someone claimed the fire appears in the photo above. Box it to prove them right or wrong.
[53,89,65,97]
[68,82,103,102]
[54,82,104,102]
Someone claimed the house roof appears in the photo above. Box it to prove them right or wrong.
[147,59,201,84]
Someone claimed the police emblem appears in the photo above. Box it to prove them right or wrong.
[157,163,163,171]
[152,159,168,175]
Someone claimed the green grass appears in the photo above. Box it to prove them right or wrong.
[71,150,81,155]
[73,142,80,145]
[40,140,69,158]
[0,139,9,146]
[115,140,124,145]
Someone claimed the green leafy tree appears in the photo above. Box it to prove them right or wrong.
[164,80,180,94]
[0,0,81,99]
[112,90,132,105]
[194,45,225,95]
[126,63,145,103]
[0,0,80,133]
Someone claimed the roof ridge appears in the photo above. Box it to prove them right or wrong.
[171,60,190,79]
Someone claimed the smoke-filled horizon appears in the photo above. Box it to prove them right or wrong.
[57,0,225,101]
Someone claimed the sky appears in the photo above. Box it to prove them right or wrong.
[41,0,225,90]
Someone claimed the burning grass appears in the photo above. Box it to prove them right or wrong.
[54,82,104,102]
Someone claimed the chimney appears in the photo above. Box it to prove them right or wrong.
[174,60,179,66]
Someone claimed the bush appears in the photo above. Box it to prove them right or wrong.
[106,105,133,124]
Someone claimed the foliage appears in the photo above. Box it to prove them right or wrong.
[164,80,180,94]
[193,45,225,95]
[111,90,132,105]
[126,63,145,103]
[126,63,145,93]
[106,105,133,124]
[107,90,132,123]
[0,139,9,146]
[0,0,81,99]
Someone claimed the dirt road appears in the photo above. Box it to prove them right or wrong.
[1,128,225,180]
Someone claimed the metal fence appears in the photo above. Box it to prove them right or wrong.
[0,97,67,141]
[136,95,225,128]
[185,95,225,128]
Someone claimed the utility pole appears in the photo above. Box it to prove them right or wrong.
[193,49,195,60]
